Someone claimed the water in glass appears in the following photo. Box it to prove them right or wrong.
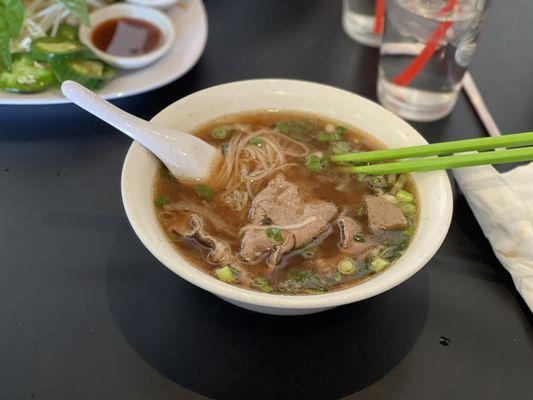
[378,0,488,121]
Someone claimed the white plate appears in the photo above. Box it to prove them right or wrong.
[0,0,207,105]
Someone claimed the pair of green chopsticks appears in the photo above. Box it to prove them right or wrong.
[331,132,533,175]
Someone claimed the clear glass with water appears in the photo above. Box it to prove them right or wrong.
[342,0,384,47]
[377,0,489,121]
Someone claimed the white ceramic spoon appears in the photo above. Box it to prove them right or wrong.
[61,80,218,181]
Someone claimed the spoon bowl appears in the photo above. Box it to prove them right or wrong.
[61,80,218,181]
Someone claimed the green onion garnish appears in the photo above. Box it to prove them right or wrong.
[194,184,215,200]
[211,127,230,139]
[154,196,168,207]
[265,227,283,244]
[250,137,263,147]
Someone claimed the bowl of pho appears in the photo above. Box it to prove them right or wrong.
[121,79,453,315]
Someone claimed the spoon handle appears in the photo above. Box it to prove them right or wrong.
[61,80,160,142]
[61,81,218,181]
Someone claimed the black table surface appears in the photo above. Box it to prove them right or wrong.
[2,1,532,399]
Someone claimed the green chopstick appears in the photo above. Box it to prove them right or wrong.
[340,146,533,175]
[330,131,533,164]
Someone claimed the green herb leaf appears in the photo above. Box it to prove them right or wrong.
[305,154,322,173]
[0,31,11,71]
[335,125,347,135]
[331,141,350,155]
[0,0,24,71]
[154,196,168,207]
[316,132,330,142]
[252,277,273,293]
[261,215,271,225]
[354,234,365,243]
[275,120,316,140]
[4,0,24,38]
[265,227,283,244]
[250,137,263,147]
[58,0,90,26]
[279,268,328,294]
[211,127,230,139]
[194,184,215,200]
[275,121,290,134]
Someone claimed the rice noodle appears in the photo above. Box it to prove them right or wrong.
[211,124,309,199]
[239,216,318,234]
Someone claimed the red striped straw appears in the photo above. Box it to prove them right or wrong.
[392,0,458,87]
[373,0,386,34]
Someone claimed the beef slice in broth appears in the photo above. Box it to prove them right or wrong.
[240,174,338,268]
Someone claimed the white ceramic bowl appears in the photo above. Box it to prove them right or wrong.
[79,4,175,70]
[121,79,453,316]
[126,0,178,10]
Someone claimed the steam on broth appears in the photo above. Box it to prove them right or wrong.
[153,112,417,295]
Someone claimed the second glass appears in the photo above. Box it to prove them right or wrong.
[377,0,489,121]
[342,0,385,47]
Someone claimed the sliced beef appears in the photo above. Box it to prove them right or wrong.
[268,235,296,266]
[249,174,302,224]
[239,174,338,267]
[337,213,375,258]
[240,230,274,262]
[171,214,231,264]
[365,195,408,233]
[337,214,362,248]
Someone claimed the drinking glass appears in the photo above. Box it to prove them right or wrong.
[342,0,385,47]
[377,0,489,121]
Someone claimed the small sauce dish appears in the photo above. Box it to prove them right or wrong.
[79,3,175,70]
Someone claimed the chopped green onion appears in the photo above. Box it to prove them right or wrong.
[332,141,350,155]
[275,121,290,134]
[396,189,414,203]
[252,277,273,293]
[305,154,322,173]
[370,257,389,272]
[399,202,416,216]
[154,196,168,207]
[354,234,365,243]
[317,132,331,142]
[332,271,343,282]
[211,127,230,139]
[356,206,365,216]
[335,126,348,135]
[250,137,263,147]
[266,227,283,244]
[215,265,238,283]
[194,184,215,200]
[338,258,356,275]
[371,174,387,187]
[301,245,316,259]
[329,132,342,141]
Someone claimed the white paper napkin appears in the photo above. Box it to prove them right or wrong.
[453,163,533,312]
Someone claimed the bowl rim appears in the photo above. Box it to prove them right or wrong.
[79,3,175,68]
[121,78,453,310]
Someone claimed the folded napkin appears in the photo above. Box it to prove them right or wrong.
[453,163,533,312]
